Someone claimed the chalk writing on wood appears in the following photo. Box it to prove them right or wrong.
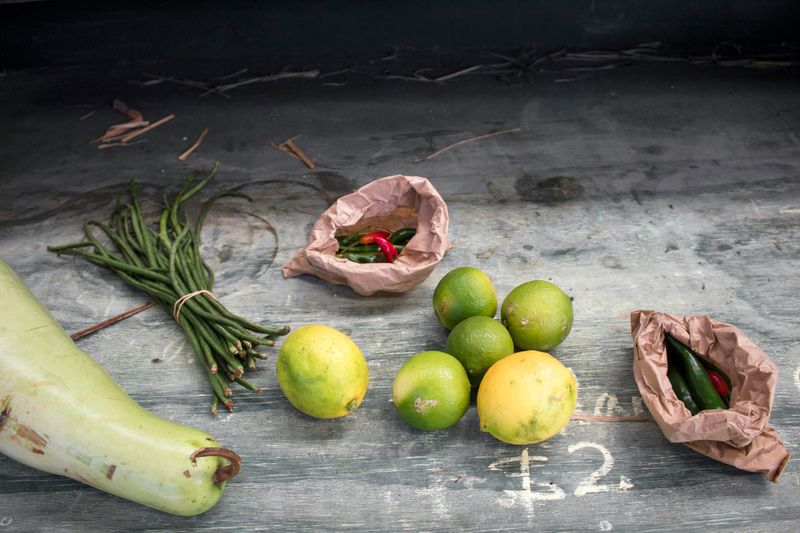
[593,393,644,417]
[489,448,565,516]
[488,441,632,515]
[568,442,634,496]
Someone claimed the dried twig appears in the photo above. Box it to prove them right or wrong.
[376,69,437,83]
[93,99,149,143]
[96,139,148,150]
[530,48,567,67]
[433,64,485,82]
[377,64,485,84]
[283,139,316,168]
[270,136,316,168]
[319,67,357,79]
[137,69,320,97]
[203,69,320,96]
[416,127,521,162]
[138,73,212,90]
[571,413,650,422]
[119,114,175,143]
[113,99,143,122]
[216,68,248,81]
[565,62,630,72]
[70,300,156,341]
[178,127,210,161]
[554,75,589,83]
[319,67,357,86]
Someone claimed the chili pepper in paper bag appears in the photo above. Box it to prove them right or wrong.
[631,310,790,482]
[665,334,728,411]
[283,175,449,295]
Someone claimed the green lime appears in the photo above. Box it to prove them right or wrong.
[432,267,497,330]
[445,316,515,387]
[277,324,369,419]
[392,351,471,431]
[501,280,573,351]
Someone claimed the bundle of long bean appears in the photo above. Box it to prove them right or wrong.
[48,165,290,414]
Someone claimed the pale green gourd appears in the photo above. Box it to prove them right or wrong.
[0,259,239,516]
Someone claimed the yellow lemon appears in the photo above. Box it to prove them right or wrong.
[392,351,471,431]
[277,325,369,419]
[477,350,577,445]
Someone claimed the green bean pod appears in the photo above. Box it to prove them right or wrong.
[665,334,727,411]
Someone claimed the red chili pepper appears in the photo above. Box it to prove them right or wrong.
[373,235,399,263]
[706,369,730,398]
[358,231,390,245]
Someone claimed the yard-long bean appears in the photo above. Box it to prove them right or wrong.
[48,164,289,415]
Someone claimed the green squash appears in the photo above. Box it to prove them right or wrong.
[0,259,239,516]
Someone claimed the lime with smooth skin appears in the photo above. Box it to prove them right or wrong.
[501,280,573,351]
[392,351,471,431]
[432,267,498,330]
[445,316,515,387]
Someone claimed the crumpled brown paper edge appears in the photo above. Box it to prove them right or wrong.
[631,310,790,482]
[282,175,449,296]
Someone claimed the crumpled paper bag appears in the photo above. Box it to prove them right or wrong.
[282,175,449,296]
[630,310,790,482]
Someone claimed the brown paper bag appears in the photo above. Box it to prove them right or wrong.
[282,175,449,296]
[630,310,790,482]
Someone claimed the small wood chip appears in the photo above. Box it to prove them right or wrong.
[178,127,210,161]
[92,100,174,147]
[270,136,316,168]
[119,114,175,143]
[283,138,316,168]
[96,139,148,150]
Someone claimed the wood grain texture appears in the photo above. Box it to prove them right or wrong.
[0,61,798,531]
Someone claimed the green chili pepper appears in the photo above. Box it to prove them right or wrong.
[667,366,700,415]
[665,334,727,411]
[345,252,383,264]
[336,226,373,247]
[388,228,417,245]
[336,244,405,257]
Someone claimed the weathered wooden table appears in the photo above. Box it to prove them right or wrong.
[1,58,798,531]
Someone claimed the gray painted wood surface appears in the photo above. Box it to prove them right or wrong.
[0,60,799,531]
